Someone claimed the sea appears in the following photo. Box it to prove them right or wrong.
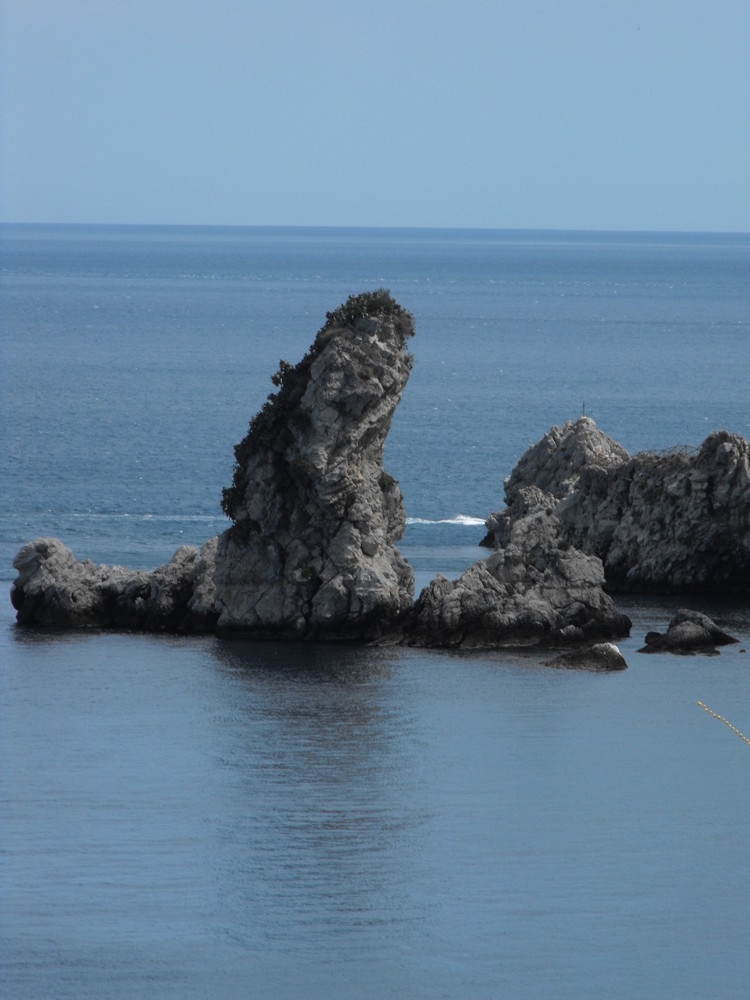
[1,225,749,998]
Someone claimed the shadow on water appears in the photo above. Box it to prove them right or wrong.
[7,620,105,648]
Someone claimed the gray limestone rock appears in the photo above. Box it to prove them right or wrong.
[11,291,416,639]
[559,431,750,593]
[402,489,631,649]
[504,416,630,504]
[11,537,198,629]
[485,420,750,595]
[639,608,740,654]
[548,642,628,671]
[191,291,416,638]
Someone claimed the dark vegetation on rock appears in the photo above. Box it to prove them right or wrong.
[12,291,417,641]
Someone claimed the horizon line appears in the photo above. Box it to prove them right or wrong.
[2,220,749,238]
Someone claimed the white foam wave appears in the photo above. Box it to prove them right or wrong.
[406,514,486,527]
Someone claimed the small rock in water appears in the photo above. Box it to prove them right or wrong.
[639,608,740,654]
[547,642,628,671]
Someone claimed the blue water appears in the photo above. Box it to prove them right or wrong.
[1,226,749,998]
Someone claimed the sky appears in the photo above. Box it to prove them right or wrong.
[1,0,749,231]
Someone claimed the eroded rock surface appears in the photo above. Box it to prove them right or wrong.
[502,416,630,505]
[484,418,750,595]
[402,487,631,649]
[11,537,198,629]
[11,292,416,638]
[192,291,416,637]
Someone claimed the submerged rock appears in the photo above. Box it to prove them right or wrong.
[402,487,631,649]
[11,291,416,638]
[484,419,750,595]
[639,609,740,654]
[548,642,628,671]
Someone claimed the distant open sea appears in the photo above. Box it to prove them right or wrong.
[1,225,749,998]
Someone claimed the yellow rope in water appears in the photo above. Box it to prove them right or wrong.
[697,702,750,746]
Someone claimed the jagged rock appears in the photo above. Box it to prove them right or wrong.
[11,291,416,638]
[482,417,629,547]
[11,537,198,629]
[639,608,740,654]
[485,420,750,595]
[548,642,628,671]
[560,431,750,593]
[505,416,630,503]
[402,490,631,649]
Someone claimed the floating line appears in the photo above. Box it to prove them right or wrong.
[697,702,750,746]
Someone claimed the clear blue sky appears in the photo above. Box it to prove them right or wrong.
[1,0,748,230]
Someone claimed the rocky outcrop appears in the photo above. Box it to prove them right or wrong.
[11,537,198,629]
[639,609,740,654]
[484,419,750,595]
[401,487,631,649]
[560,431,750,593]
[548,642,628,671]
[14,302,744,648]
[192,290,416,637]
[11,291,416,638]
[502,416,630,505]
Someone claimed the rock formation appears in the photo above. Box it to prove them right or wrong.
[14,302,741,649]
[191,290,416,637]
[639,609,739,654]
[11,291,416,638]
[401,486,631,649]
[548,642,628,671]
[484,418,750,595]
[502,416,630,505]
[11,538,199,629]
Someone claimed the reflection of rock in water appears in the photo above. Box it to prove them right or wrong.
[208,637,413,918]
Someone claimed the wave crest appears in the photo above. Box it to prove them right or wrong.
[406,514,486,527]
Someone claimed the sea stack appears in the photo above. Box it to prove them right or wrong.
[11,291,416,638]
[189,290,416,636]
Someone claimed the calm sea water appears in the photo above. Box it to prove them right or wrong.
[1,226,749,998]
